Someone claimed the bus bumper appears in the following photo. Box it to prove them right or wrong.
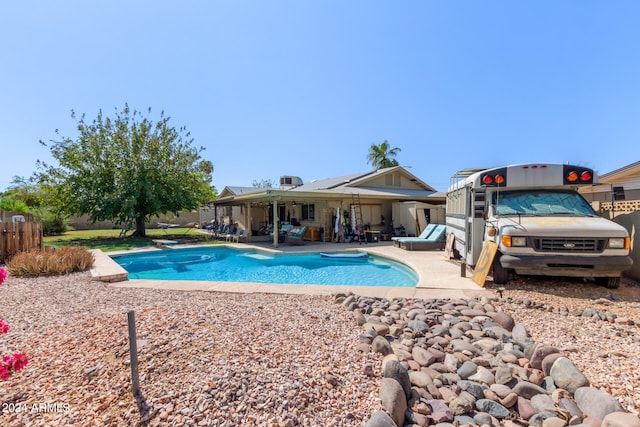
[499,254,633,278]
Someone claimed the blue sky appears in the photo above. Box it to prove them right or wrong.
[1,1,639,193]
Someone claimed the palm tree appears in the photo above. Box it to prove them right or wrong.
[367,140,401,169]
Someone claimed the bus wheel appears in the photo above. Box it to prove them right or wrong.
[492,257,510,285]
[595,277,620,289]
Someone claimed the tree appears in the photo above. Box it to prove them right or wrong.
[2,176,46,208]
[252,178,276,189]
[37,104,216,237]
[366,140,401,169]
[2,176,68,235]
[0,196,29,213]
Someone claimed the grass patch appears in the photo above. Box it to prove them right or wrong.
[44,228,216,252]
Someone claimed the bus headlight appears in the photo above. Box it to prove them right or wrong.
[608,237,629,249]
[502,236,526,247]
[511,236,527,247]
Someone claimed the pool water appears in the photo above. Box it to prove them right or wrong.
[111,247,417,287]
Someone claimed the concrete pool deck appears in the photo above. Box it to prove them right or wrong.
[91,240,491,300]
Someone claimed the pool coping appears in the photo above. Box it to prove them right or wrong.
[90,242,489,300]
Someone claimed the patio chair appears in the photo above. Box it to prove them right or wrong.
[285,226,307,245]
[392,223,437,246]
[396,224,447,251]
[224,225,238,241]
[231,229,248,243]
[213,224,228,239]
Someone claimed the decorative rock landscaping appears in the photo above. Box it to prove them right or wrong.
[2,270,639,426]
[336,293,640,427]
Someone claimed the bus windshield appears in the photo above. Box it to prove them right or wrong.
[494,190,597,216]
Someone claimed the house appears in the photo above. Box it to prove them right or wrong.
[580,160,640,281]
[580,160,640,218]
[209,166,445,247]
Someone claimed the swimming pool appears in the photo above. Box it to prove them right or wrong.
[111,247,417,287]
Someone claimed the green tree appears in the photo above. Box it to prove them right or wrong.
[1,177,67,235]
[37,104,216,237]
[0,196,29,213]
[366,140,401,169]
[2,176,47,208]
[252,178,276,189]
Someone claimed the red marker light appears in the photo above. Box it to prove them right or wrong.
[580,171,592,182]
[482,175,494,185]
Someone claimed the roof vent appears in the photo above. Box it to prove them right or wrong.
[280,176,303,188]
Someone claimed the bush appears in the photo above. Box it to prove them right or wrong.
[6,246,95,277]
[32,207,68,236]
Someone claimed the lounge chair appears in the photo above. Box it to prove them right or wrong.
[213,224,228,239]
[396,224,447,251]
[158,222,196,234]
[231,229,248,243]
[224,225,238,241]
[285,226,307,245]
[392,224,437,246]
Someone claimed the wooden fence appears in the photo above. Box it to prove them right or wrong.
[0,221,44,263]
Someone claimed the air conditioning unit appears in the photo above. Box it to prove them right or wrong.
[280,176,303,187]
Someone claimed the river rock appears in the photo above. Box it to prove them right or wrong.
[601,412,640,427]
[574,387,623,424]
[372,335,393,355]
[492,311,516,331]
[475,398,510,418]
[383,359,412,398]
[413,345,438,366]
[512,381,548,399]
[365,410,397,427]
[457,360,478,379]
[379,377,407,427]
[409,370,434,388]
[530,345,560,370]
[550,357,589,393]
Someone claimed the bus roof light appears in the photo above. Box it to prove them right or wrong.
[580,171,592,182]
[566,171,579,182]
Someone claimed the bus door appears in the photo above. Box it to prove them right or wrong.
[467,187,486,265]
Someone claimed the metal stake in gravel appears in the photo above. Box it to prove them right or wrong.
[127,310,140,397]
[128,311,153,422]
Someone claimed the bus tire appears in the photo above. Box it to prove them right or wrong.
[492,257,510,285]
[595,277,620,289]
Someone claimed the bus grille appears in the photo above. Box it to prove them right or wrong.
[532,238,606,253]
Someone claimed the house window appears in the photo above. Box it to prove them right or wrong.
[613,186,625,201]
[302,204,315,220]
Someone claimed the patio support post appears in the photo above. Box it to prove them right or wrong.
[247,202,252,243]
[273,198,278,248]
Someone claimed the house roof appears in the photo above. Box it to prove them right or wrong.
[290,167,436,192]
[212,167,442,206]
[598,160,640,182]
[218,186,261,198]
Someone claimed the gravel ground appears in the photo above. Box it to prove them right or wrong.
[1,271,639,426]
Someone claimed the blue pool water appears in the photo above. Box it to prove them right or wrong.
[111,247,417,287]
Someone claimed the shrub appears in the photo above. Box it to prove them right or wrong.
[0,267,29,379]
[6,246,95,277]
[32,207,68,236]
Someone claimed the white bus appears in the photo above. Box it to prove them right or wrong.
[446,163,632,288]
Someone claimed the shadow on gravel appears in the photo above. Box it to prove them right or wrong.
[482,276,640,303]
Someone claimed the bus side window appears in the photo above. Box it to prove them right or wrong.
[474,190,485,219]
